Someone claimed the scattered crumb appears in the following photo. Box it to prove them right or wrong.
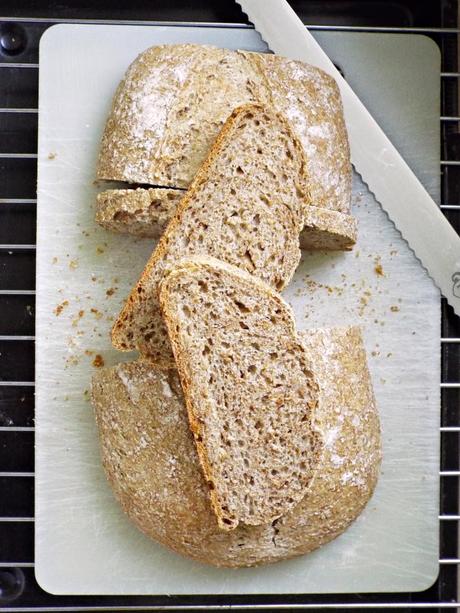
[48,152,56,160]
[113,277,119,284]
[91,275,97,282]
[54,300,69,316]
[83,389,90,402]
[92,354,105,368]
[374,256,384,276]
[387,353,392,358]
[84,349,94,356]
[71,309,85,327]
[52,256,58,264]
[69,259,79,270]
[390,250,398,256]
[65,355,79,367]
[90,307,103,320]
[390,305,400,312]
[106,287,117,297]
[96,246,105,254]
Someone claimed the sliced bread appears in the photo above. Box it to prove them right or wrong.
[97,43,356,250]
[91,326,380,567]
[159,256,321,530]
[111,103,307,366]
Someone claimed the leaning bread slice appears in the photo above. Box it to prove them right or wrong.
[111,103,308,366]
[95,187,184,238]
[159,256,321,530]
[91,326,380,567]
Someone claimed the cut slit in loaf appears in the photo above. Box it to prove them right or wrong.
[95,186,357,251]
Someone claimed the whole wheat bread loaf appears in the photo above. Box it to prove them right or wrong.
[96,44,356,251]
[159,256,321,530]
[111,104,306,366]
[91,326,381,567]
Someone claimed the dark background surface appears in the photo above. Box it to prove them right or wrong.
[0,1,459,611]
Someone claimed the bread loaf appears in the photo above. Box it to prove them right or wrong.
[159,257,321,530]
[111,104,306,366]
[91,326,381,567]
[96,44,356,251]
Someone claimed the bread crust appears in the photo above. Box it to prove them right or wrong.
[91,325,381,567]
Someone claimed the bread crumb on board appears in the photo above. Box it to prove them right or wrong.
[390,305,400,312]
[90,307,103,320]
[54,300,69,316]
[48,152,57,160]
[92,354,105,368]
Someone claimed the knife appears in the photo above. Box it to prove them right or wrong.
[237,0,460,316]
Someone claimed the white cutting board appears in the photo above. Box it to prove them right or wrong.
[36,24,441,595]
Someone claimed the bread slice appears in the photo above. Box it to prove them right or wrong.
[97,43,356,251]
[95,187,183,238]
[96,187,356,250]
[111,103,307,366]
[91,326,380,567]
[159,256,321,530]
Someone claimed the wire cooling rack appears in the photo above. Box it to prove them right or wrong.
[0,1,459,610]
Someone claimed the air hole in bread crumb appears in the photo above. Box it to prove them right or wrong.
[234,299,251,313]
[239,321,249,330]
[248,364,257,374]
[236,166,244,175]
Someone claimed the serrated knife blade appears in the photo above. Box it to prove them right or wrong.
[237,0,460,316]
